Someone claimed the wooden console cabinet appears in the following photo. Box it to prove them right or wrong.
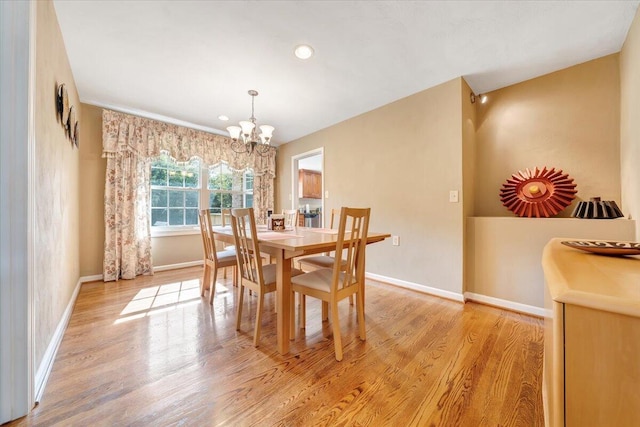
[542,238,640,426]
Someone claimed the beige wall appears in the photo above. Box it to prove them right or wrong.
[620,8,640,239]
[277,79,466,296]
[34,0,81,367]
[475,55,621,217]
[467,217,635,309]
[79,103,106,276]
[152,234,203,267]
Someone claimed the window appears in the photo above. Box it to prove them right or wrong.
[150,154,200,228]
[149,155,254,231]
[208,163,254,225]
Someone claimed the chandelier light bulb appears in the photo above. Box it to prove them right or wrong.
[259,125,274,139]
[239,120,255,137]
[226,126,241,141]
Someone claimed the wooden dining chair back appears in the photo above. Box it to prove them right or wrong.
[198,209,237,305]
[327,208,339,229]
[221,208,232,227]
[282,209,299,229]
[291,207,371,361]
[230,208,303,347]
[298,208,346,270]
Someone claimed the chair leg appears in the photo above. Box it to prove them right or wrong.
[330,299,343,361]
[200,265,210,297]
[300,294,306,330]
[349,294,354,306]
[208,267,219,305]
[253,291,264,347]
[290,291,296,339]
[356,290,366,340]
[233,265,238,287]
[322,301,329,321]
[236,284,245,331]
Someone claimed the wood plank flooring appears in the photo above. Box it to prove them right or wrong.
[5,267,544,426]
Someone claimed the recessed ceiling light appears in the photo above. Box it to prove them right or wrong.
[294,44,314,60]
[218,115,229,121]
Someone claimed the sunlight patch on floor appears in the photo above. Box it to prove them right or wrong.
[114,279,212,324]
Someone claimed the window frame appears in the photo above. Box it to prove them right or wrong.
[150,157,254,237]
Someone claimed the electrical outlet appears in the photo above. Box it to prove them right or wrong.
[449,190,459,203]
[392,235,399,246]
[325,190,329,199]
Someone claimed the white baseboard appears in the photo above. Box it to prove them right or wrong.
[153,260,203,273]
[34,278,82,403]
[78,261,204,283]
[463,292,545,317]
[365,272,465,303]
[79,274,103,283]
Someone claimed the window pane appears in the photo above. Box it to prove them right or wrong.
[185,191,198,208]
[209,163,233,191]
[231,194,244,208]
[185,209,198,225]
[209,192,221,209]
[184,171,198,188]
[169,209,184,226]
[151,189,167,207]
[168,190,184,207]
[221,193,232,208]
[168,171,183,187]
[245,173,254,191]
[210,212,223,226]
[151,168,167,186]
[246,194,253,208]
[151,208,167,226]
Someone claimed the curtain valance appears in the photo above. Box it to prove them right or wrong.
[102,109,276,178]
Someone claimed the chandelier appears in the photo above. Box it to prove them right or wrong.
[227,90,274,156]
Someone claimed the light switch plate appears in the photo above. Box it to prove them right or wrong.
[449,190,459,203]
[392,236,399,246]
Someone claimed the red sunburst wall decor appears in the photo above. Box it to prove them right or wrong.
[500,167,577,218]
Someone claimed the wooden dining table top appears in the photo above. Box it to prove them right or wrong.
[213,225,391,258]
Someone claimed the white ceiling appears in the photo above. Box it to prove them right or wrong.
[53,1,639,145]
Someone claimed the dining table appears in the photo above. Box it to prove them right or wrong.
[212,225,391,355]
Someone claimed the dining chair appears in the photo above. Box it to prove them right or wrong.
[198,209,238,305]
[290,207,370,361]
[297,208,352,309]
[298,208,344,271]
[282,209,299,229]
[230,207,303,347]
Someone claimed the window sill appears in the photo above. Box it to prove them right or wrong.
[151,227,200,238]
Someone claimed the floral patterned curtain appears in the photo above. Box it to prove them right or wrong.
[102,109,276,281]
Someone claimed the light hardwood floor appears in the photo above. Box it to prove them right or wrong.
[6,267,544,426]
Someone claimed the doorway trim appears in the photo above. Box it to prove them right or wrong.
[0,0,36,422]
[291,148,324,226]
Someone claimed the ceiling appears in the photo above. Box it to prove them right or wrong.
[53,1,639,145]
